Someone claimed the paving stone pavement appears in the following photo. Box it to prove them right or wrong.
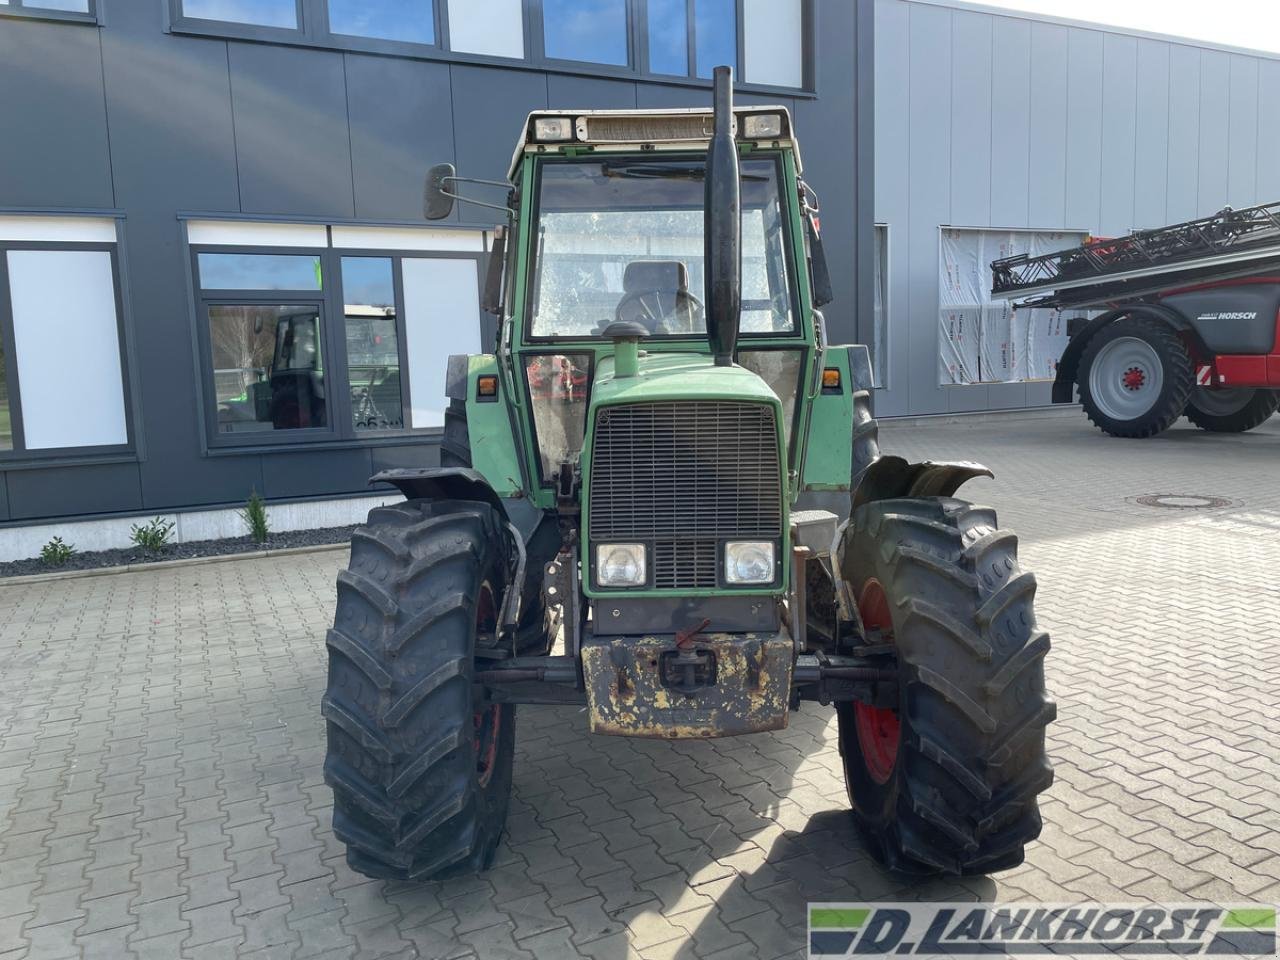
[1,412,1279,959]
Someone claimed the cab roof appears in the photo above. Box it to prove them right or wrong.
[508,106,801,181]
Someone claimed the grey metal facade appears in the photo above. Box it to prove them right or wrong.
[0,0,873,526]
[874,0,1280,417]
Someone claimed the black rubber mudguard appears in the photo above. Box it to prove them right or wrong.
[851,456,993,511]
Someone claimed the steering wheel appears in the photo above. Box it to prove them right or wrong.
[614,288,705,335]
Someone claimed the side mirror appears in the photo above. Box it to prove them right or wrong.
[424,163,456,220]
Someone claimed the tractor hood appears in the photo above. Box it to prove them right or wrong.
[591,352,781,409]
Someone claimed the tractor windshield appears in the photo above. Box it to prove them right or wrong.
[527,157,796,340]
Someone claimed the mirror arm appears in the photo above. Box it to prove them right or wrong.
[440,177,516,216]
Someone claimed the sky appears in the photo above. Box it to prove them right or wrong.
[984,0,1280,55]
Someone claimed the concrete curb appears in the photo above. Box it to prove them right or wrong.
[0,541,350,587]
[880,404,1082,428]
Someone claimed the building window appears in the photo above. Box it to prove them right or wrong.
[342,257,405,431]
[0,0,96,20]
[180,0,298,28]
[0,219,132,456]
[447,0,524,59]
[742,0,801,88]
[328,0,434,45]
[542,0,629,66]
[938,228,1083,385]
[645,0,688,76]
[693,0,735,78]
[188,221,485,445]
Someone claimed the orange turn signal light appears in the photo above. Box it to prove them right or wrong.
[477,375,499,399]
[821,367,842,390]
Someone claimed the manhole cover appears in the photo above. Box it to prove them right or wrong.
[1133,494,1235,510]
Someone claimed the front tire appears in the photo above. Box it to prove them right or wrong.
[323,499,515,880]
[1078,317,1193,438]
[836,497,1055,875]
[1185,387,1279,433]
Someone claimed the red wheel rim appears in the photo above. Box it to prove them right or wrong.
[853,578,900,785]
[474,584,500,788]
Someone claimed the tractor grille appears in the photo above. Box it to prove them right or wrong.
[588,401,783,590]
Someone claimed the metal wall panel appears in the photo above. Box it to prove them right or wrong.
[7,463,143,521]
[346,54,457,222]
[1227,56,1260,209]
[228,42,356,218]
[260,449,375,500]
[0,18,113,208]
[1166,45,1201,223]
[1198,51,1231,216]
[949,12,992,229]
[1027,21,1070,228]
[989,17,1032,231]
[450,64,550,190]
[1259,61,1280,202]
[905,2,952,416]
[1064,29,1104,234]
[1133,39,1171,228]
[1098,35,1137,236]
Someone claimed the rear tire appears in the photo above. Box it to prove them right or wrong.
[1185,388,1279,433]
[836,497,1055,875]
[1079,317,1193,438]
[323,499,515,880]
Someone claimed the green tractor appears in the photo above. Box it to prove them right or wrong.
[322,68,1054,881]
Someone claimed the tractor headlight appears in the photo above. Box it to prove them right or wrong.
[742,113,784,140]
[596,544,646,587]
[725,541,775,584]
[533,116,574,142]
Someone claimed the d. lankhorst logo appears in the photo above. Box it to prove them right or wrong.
[808,902,1277,957]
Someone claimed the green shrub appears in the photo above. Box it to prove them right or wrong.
[40,536,75,566]
[240,490,270,544]
[130,516,175,551]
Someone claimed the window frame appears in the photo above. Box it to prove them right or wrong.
[165,0,817,95]
[189,240,485,451]
[0,239,136,462]
[0,0,98,24]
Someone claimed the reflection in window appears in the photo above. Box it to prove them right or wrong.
[646,0,688,75]
[24,0,92,11]
[530,158,795,338]
[342,258,404,431]
[0,338,10,451]
[738,350,801,448]
[209,305,327,433]
[198,253,321,290]
[542,0,628,66]
[329,0,433,44]
[694,0,736,78]
[526,355,590,480]
[182,0,296,28]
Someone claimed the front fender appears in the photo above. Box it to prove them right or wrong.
[371,467,511,520]
[850,456,993,511]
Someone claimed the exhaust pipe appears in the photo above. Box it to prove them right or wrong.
[705,65,741,367]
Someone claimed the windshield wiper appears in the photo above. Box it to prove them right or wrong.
[601,162,768,183]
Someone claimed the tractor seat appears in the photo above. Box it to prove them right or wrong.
[622,259,690,298]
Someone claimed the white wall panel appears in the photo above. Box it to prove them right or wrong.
[1098,34,1137,236]
[448,0,524,59]
[1226,55,1259,209]
[186,219,328,247]
[402,258,482,428]
[1197,51,1231,215]
[743,0,803,89]
[1132,39,1171,228]
[7,250,128,449]
[331,225,484,252]
[0,216,116,243]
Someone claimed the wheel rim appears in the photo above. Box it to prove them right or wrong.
[474,584,501,789]
[1087,336,1165,422]
[853,578,900,785]
[1191,386,1255,416]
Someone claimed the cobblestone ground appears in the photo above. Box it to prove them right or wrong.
[2,412,1279,959]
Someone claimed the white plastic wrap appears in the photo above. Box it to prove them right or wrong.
[939,307,981,385]
[938,228,1085,385]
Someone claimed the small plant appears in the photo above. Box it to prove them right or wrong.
[130,516,175,552]
[40,536,76,566]
[240,490,270,544]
